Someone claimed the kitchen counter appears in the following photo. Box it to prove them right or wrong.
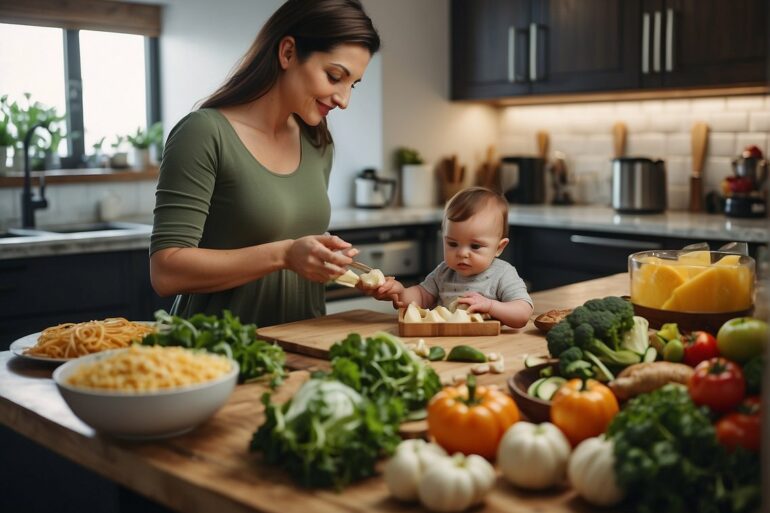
[1,205,766,260]
[0,274,629,513]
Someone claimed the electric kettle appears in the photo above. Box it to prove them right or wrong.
[354,168,396,208]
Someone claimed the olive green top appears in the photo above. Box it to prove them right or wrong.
[151,108,333,327]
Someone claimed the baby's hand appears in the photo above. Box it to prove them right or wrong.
[361,276,404,302]
[456,292,494,314]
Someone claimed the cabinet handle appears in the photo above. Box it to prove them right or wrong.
[569,235,662,250]
[507,26,516,83]
[641,12,650,74]
[529,22,537,81]
[665,8,674,72]
[652,10,662,73]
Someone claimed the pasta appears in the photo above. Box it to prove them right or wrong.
[25,318,156,359]
[66,345,232,392]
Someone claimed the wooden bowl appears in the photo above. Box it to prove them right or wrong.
[533,309,572,333]
[507,362,557,423]
[632,302,754,334]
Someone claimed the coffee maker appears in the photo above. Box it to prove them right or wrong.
[500,156,546,204]
[723,146,767,218]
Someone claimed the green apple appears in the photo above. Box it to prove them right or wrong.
[663,339,684,362]
[716,317,768,363]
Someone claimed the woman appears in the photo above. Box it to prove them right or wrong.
[150,0,380,328]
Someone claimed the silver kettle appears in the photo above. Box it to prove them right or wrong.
[611,157,667,213]
[354,168,396,209]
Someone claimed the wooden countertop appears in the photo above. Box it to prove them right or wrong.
[0,274,628,513]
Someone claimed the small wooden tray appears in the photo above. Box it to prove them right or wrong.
[397,308,501,337]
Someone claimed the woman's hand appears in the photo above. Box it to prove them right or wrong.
[456,292,494,314]
[285,234,353,283]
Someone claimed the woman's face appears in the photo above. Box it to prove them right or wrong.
[443,205,509,277]
[281,41,371,126]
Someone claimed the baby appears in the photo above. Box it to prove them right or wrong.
[366,186,533,328]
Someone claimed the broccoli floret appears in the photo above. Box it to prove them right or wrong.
[546,321,574,357]
[600,296,635,332]
[583,298,606,312]
[586,309,622,349]
[566,306,592,328]
[573,323,595,349]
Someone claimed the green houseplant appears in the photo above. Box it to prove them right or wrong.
[394,147,433,208]
[126,121,163,169]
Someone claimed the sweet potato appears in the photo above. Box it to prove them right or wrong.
[609,362,694,401]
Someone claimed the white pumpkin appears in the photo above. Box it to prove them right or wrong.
[434,305,453,321]
[497,421,571,490]
[567,436,625,507]
[384,439,448,501]
[417,453,496,512]
[447,309,471,323]
[424,310,446,323]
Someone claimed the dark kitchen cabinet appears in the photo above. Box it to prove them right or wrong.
[641,0,768,89]
[0,250,172,350]
[451,0,768,101]
[510,227,766,292]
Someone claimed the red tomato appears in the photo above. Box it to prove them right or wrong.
[716,396,761,452]
[682,331,719,367]
[688,357,746,413]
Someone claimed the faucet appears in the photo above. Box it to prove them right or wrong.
[21,122,50,229]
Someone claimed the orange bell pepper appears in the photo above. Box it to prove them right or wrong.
[551,379,619,446]
[427,374,519,459]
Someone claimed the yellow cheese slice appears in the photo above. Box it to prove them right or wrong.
[631,261,686,309]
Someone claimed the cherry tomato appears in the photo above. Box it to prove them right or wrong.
[688,357,746,413]
[682,331,719,367]
[716,396,760,452]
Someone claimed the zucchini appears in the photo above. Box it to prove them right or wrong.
[524,354,549,368]
[584,352,615,382]
[447,345,487,363]
[643,346,658,363]
[536,376,567,401]
[527,377,547,397]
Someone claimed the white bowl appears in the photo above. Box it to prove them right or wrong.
[53,349,239,440]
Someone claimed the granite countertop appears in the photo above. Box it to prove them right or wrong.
[1,206,766,260]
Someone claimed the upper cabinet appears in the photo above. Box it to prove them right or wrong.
[450,0,768,101]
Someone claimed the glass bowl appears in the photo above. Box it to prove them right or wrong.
[629,250,755,332]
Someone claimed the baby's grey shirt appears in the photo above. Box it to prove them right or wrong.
[419,259,533,307]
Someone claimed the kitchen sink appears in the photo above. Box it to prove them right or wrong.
[34,222,150,234]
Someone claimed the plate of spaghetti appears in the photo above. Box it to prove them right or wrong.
[10,318,156,363]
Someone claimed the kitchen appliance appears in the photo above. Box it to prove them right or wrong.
[723,151,767,218]
[354,168,396,209]
[500,156,546,204]
[611,157,667,213]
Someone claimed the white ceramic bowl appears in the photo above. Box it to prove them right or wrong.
[53,349,239,440]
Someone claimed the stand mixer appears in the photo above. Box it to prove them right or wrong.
[722,145,767,218]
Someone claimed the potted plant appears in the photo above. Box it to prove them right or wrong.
[126,121,163,170]
[395,146,434,207]
[88,136,107,168]
[109,135,128,169]
[0,95,14,174]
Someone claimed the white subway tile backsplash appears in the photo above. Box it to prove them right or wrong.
[499,134,534,155]
[572,155,609,176]
[667,185,689,211]
[749,111,770,132]
[665,133,691,156]
[691,97,726,112]
[586,134,613,155]
[735,133,768,156]
[626,133,666,157]
[726,96,766,111]
[550,134,589,156]
[705,112,749,132]
[137,181,158,214]
[709,133,737,157]
[704,157,732,192]
[663,99,691,112]
[665,157,690,186]
[0,189,18,229]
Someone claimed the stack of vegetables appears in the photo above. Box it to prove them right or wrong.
[250,331,442,489]
[545,296,653,381]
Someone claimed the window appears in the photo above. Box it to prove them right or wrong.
[0,0,161,169]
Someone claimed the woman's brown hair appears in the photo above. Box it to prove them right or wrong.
[444,187,510,238]
[199,0,380,151]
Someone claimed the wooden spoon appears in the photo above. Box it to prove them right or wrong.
[536,131,549,159]
[612,122,627,158]
[689,122,709,212]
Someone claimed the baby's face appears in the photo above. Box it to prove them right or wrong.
[443,205,508,277]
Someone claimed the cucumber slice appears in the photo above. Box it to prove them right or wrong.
[527,377,547,397]
[643,346,658,363]
[524,354,549,368]
[584,352,615,382]
[536,377,567,401]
